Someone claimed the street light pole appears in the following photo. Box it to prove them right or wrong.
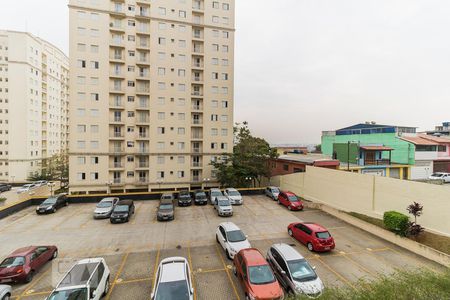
[203,178,210,189]
[47,182,56,196]
[105,181,113,194]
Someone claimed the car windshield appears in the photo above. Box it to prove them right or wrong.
[43,198,57,205]
[288,195,298,202]
[114,205,129,212]
[162,195,173,200]
[431,173,443,177]
[97,201,112,208]
[227,230,246,243]
[271,188,280,193]
[218,199,230,206]
[228,191,240,196]
[155,280,190,300]
[0,256,25,268]
[248,265,276,285]
[211,191,222,196]
[159,204,173,210]
[287,259,317,282]
[316,231,331,239]
[22,184,32,188]
[196,192,206,198]
[47,288,88,300]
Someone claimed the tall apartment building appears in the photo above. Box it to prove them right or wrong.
[68,0,235,193]
[0,30,69,183]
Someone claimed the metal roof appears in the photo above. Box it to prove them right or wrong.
[360,146,393,151]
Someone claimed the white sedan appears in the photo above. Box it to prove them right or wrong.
[429,172,450,183]
[216,222,251,259]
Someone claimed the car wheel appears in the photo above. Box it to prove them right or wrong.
[226,250,232,260]
[288,206,292,211]
[288,229,293,236]
[65,201,69,206]
[51,250,58,260]
[3,293,11,300]
[25,271,34,283]
[52,208,56,213]
[216,234,220,244]
[245,294,250,300]
[307,242,314,252]
[103,277,110,296]
[277,199,280,204]
[232,265,237,276]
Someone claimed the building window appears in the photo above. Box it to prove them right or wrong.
[77,173,86,181]
[283,164,289,171]
[177,171,185,178]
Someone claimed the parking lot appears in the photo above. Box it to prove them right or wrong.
[0,195,444,300]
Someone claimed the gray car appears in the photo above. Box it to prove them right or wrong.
[214,196,233,217]
[0,285,11,300]
[94,197,119,219]
[157,199,174,221]
[265,186,280,200]
[267,243,324,298]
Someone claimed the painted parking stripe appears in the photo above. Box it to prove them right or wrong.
[106,252,129,300]
[215,244,240,300]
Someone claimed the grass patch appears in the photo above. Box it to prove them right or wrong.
[347,212,450,255]
[289,269,450,300]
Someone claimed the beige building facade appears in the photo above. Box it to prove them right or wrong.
[68,0,235,193]
[0,30,69,183]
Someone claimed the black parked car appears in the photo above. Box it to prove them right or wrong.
[110,200,135,223]
[36,194,69,214]
[157,199,174,221]
[194,190,208,205]
[0,183,12,193]
[178,191,192,206]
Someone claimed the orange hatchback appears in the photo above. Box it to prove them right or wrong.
[233,248,284,300]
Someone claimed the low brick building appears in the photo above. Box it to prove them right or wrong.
[270,154,340,176]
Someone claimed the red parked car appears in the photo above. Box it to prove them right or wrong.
[0,246,58,283]
[233,248,284,300]
[288,222,335,252]
[277,191,303,211]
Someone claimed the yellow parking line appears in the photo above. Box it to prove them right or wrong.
[17,268,52,300]
[151,248,161,292]
[197,268,226,274]
[116,277,152,285]
[187,243,197,300]
[215,244,240,300]
[22,290,52,297]
[106,252,129,300]
[316,256,356,290]
[342,254,378,278]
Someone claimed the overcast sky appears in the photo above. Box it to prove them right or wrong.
[1,0,450,144]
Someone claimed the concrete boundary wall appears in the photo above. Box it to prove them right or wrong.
[277,166,450,237]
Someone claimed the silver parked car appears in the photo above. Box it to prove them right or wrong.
[16,184,37,194]
[223,188,243,205]
[214,196,233,217]
[267,243,324,298]
[209,188,223,205]
[93,197,119,219]
[265,186,280,200]
[151,257,194,300]
[429,172,450,183]
[0,285,11,300]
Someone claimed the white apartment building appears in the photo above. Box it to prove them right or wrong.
[0,30,69,183]
[68,0,235,193]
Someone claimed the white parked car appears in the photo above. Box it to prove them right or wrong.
[223,188,243,205]
[429,172,450,183]
[0,285,11,300]
[46,258,110,300]
[265,186,280,200]
[34,180,48,187]
[267,243,324,298]
[93,197,119,219]
[214,196,233,217]
[151,257,194,300]
[209,188,223,205]
[16,184,37,194]
[216,222,251,259]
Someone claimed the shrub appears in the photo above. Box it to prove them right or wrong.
[383,211,409,236]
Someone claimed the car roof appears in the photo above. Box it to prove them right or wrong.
[160,199,173,205]
[283,191,296,196]
[179,191,190,195]
[210,188,221,191]
[219,222,240,231]
[302,222,328,232]
[162,193,174,196]
[58,260,101,288]
[267,186,279,189]
[239,248,267,266]
[117,199,133,206]
[10,246,37,256]
[272,243,304,261]
[159,257,187,283]
[226,188,238,191]
[100,197,117,201]
[216,196,229,201]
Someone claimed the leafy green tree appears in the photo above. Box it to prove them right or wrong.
[211,122,278,187]
[27,153,69,188]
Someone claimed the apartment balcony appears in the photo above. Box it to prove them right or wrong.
[193,33,204,41]
[136,72,150,80]
[109,146,125,154]
[192,62,204,70]
[110,39,125,48]
[191,147,202,154]
[110,100,124,109]
[192,76,203,83]
[136,118,149,125]
[191,119,203,126]
[136,11,150,19]
[110,71,125,79]
[136,161,149,169]
[191,176,200,182]
[109,55,125,63]
[136,27,150,35]
[136,42,150,50]
[110,6,126,17]
[192,104,203,111]
[137,148,150,155]
[112,178,123,185]
[191,162,203,168]
[136,0,151,4]
[136,132,149,139]
[110,117,124,124]
[193,47,204,55]
[109,162,124,169]
[109,132,125,140]
[110,86,125,94]
[135,178,149,185]
[191,133,203,140]
[136,58,150,66]
[136,87,150,95]
[191,91,203,97]
[136,103,150,110]
[109,24,125,33]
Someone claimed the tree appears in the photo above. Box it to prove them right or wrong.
[314,144,322,153]
[211,122,278,188]
[406,202,424,238]
[27,153,69,188]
